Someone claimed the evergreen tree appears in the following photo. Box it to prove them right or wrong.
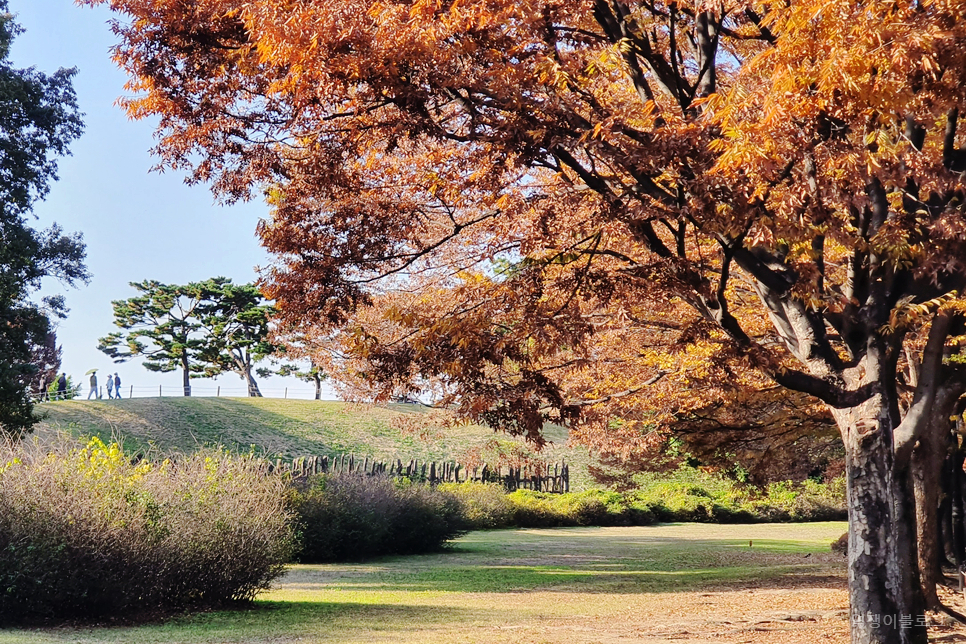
[100,278,276,396]
[98,280,209,396]
[195,278,275,397]
[0,4,86,433]
[28,329,61,399]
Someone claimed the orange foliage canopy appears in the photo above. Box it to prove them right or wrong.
[84,0,966,635]
[83,0,966,435]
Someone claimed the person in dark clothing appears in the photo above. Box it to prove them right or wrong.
[57,373,67,400]
[114,373,122,399]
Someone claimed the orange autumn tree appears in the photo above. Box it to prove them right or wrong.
[87,0,966,641]
[325,281,840,485]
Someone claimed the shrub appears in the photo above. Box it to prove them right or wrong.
[496,489,654,528]
[291,473,466,562]
[629,466,846,523]
[0,437,294,623]
[440,469,844,532]
[438,481,515,529]
[435,472,843,532]
[507,490,564,527]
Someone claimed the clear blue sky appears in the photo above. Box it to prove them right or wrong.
[9,0,329,399]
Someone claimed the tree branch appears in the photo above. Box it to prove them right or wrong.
[894,311,956,470]
[770,366,877,409]
[569,370,668,407]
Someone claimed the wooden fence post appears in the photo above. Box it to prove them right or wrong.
[268,452,568,493]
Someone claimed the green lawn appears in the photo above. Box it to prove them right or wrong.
[0,523,849,644]
[30,398,598,489]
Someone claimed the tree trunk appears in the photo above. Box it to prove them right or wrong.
[313,373,321,400]
[953,447,965,568]
[894,463,927,643]
[244,367,263,397]
[182,354,191,396]
[940,438,958,568]
[939,459,954,567]
[912,414,951,609]
[835,397,928,644]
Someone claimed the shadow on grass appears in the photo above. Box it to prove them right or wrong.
[282,564,843,595]
[215,600,479,628]
[279,529,846,597]
[3,602,482,643]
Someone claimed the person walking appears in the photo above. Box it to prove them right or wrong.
[56,372,68,400]
[114,373,122,399]
[106,374,114,399]
[88,372,99,400]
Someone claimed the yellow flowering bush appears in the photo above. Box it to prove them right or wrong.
[0,436,294,623]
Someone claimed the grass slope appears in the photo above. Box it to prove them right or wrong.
[32,398,594,487]
[0,523,850,644]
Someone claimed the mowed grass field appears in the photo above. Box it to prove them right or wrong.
[0,523,851,644]
[30,398,598,488]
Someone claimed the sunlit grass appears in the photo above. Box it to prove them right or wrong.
[33,398,597,489]
[0,523,847,644]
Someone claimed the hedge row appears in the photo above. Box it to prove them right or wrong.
[0,438,294,624]
[0,436,845,623]
[286,472,846,563]
[440,475,846,530]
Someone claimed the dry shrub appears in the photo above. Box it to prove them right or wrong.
[291,472,465,562]
[0,436,294,623]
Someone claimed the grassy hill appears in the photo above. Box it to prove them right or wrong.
[30,397,597,488]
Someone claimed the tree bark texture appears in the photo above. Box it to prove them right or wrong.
[244,367,263,397]
[836,397,928,644]
[911,413,951,608]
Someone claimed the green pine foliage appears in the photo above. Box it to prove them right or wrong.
[97,280,214,394]
[99,278,276,397]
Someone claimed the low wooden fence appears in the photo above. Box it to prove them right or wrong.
[268,453,569,493]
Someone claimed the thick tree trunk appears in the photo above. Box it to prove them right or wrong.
[313,373,321,400]
[953,448,966,568]
[894,464,927,643]
[911,415,949,609]
[835,398,928,644]
[939,462,954,567]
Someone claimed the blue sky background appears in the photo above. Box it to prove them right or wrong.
[10,0,330,399]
